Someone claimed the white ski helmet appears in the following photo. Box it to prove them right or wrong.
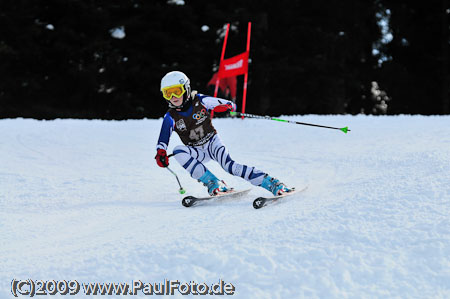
[160,71,192,108]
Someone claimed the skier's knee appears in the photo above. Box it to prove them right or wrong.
[173,145,189,156]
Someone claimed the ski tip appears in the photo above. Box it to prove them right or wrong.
[253,197,266,209]
[182,196,196,207]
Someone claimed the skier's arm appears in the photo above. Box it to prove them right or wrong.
[197,93,237,112]
[156,112,174,151]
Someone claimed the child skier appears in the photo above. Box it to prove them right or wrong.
[155,71,291,196]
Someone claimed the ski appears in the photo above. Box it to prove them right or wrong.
[253,186,308,209]
[182,189,251,207]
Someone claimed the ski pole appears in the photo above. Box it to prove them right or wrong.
[165,154,185,194]
[229,111,350,133]
[166,166,186,194]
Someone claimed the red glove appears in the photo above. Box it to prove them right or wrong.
[213,103,234,113]
[155,149,169,167]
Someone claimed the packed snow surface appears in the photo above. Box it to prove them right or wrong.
[1,115,449,298]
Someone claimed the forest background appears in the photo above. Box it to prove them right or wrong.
[1,0,448,119]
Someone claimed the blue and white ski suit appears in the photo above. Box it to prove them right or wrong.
[156,93,266,186]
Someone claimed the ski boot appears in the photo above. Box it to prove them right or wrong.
[260,174,290,196]
[198,170,229,196]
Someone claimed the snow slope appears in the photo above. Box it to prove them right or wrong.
[1,115,449,298]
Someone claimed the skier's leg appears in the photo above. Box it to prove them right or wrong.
[207,135,290,195]
[207,135,266,186]
[173,145,209,180]
[173,145,228,195]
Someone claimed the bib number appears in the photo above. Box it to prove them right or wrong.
[189,126,205,141]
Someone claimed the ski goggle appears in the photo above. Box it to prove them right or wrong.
[161,84,186,100]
